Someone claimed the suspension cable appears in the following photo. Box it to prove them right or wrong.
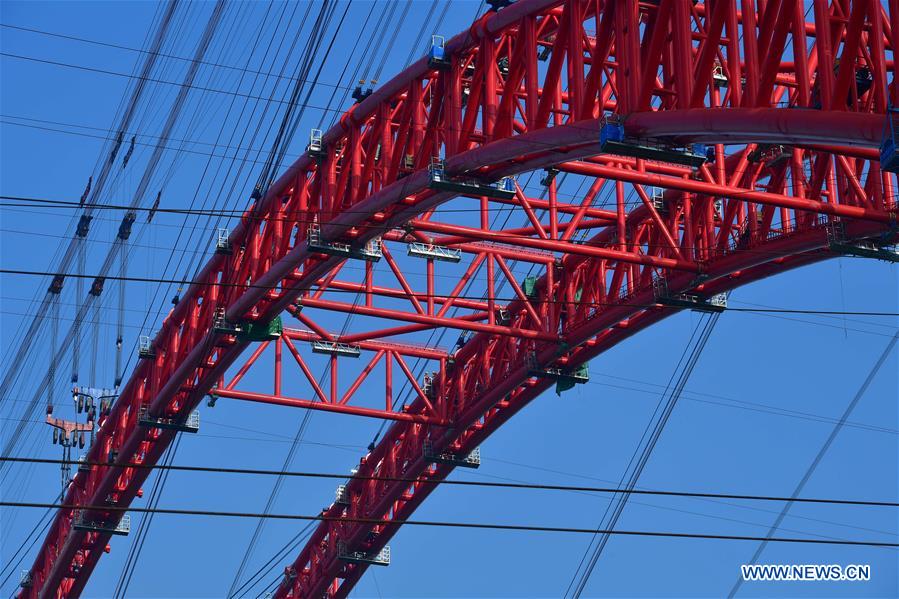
[114,241,126,387]
[71,239,85,383]
[0,0,180,406]
[0,0,229,475]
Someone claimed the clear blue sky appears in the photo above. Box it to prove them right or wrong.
[1,1,897,598]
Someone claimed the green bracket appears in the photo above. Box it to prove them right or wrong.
[522,275,538,298]
[239,316,283,342]
[555,363,589,395]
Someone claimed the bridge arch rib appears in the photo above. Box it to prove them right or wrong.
[21,0,897,597]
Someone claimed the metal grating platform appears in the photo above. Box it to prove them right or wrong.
[337,542,390,566]
[827,222,899,263]
[600,120,708,168]
[335,484,350,506]
[526,353,590,386]
[428,159,516,200]
[72,512,130,536]
[137,405,200,433]
[407,242,462,262]
[423,440,480,469]
[653,279,727,313]
[307,225,382,262]
[137,335,155,359]
[311,340,362,357]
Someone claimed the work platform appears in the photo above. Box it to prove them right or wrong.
[337,542,390,566]
[423,440,480,469]
[600,119,709,168]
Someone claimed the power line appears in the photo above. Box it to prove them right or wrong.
[5,2,892,592]
[588,377,899,434]
[3,501,897,548]
[4,350,896,442]
[0,196,890,267]
[0,0,185,513]
[1,0,289,532]
[0,119,289,168]
[2,268,897,317]
[0,413,365,452]
[0,22,353,91]
[113,437,181,598]
[568,305,724,597]
[2,193,894,240]
[0,113,305,158]
[727,330,899,597]
[4,17,884,220]
[0,0,230,475]
[0,503,55,588]
[733,298,898,330]
[0,51,347,115]
[0,193,675,217]
[1,0,360,495]
[467,461,897,540]
[3,457,896,508]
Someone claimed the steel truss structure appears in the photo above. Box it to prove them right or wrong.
[20,0,899,597]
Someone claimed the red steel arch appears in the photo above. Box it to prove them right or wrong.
[20,0,898,597]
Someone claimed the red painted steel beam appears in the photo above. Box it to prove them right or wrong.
[408,218,701,271]
[625,108,884,147]
[299,297,556,341]
[558,159,894,224]
[215,388,446,425]
[283,329,448,361]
